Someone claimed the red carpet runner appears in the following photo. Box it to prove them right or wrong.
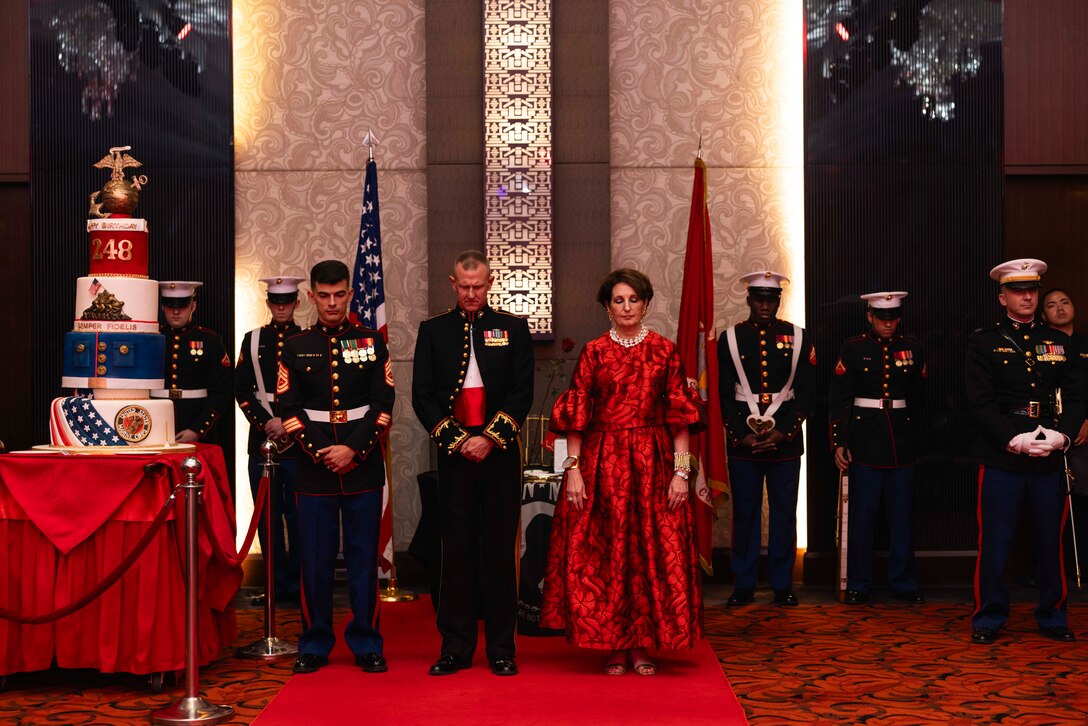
[254,598,746,725]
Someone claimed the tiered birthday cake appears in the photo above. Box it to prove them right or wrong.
[45,147,179,450]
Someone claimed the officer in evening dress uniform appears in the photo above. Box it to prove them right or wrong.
[830,292,926,605]
[278,261,395,674]
[412,250,533,676]
[718,271,816,607]
[153,281,232,444]
[235,275,306,605]
[967,259,1083,644]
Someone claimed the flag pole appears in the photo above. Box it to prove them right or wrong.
[362,128,377,161]
[356,130,415,603]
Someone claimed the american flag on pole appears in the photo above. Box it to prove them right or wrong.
[350,157,394,578]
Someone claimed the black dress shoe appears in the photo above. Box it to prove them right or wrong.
[1039,626,1076,642]
[428,654,471,676]
[355,653,388,673]
[490,656,518,676]
[891,590,926,605]
[843,590,870,605]
[971,627,998,645]
[250,593,266,607]
[292,653,329,673]
[726,588,755,607]
[773,589,799,606]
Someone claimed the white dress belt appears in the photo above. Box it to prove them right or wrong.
[255,391,276,403]
[150,388,208,400]
[734,388,796,404]
[304,405,371,423]
[853,397,907,409]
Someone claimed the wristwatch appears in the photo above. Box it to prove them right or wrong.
[562,455,580,470]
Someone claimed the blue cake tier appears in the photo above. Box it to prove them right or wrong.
[61,331,165,389]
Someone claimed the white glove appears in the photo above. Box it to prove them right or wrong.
[1035,428,1061,450]
[1022,422,1066,457]
[1008,430,1037,454]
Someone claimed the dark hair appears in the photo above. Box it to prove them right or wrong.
[596,268,654,307]
[453,249,490,274]
[310,260,350,287]
[1042,288,1072,304]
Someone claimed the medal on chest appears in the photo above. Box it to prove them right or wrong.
[190,340,203,357]
[342,338,376,364]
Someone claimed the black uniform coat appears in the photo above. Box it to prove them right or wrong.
[966,318,1084,473]
[412,305,533,454]
[277,319,394,495]
[717,318,816,461]
[160,322,233,441]
[235,321,302,456]
[830,332,925,468]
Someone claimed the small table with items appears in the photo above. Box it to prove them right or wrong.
[0,444,240,678]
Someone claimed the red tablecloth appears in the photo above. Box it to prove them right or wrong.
[0,444,241,675]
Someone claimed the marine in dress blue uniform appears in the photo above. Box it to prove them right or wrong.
[235,276,306,604]
[277,261,395,674]
[717,271,816,607]
[152,281,232,445]
[412,251,533,676]
[830,292,925,604]
[967,259,1083,645]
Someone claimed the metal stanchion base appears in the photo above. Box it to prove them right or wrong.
[235,636,298,661]
[379,578,417,603]
[151,696,233,725]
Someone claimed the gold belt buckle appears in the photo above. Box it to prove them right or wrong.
[1028,401,1040,418]
[880,398,892,410]
[329,410,347,423]
[169,389,183,401]
[759,393,773,406]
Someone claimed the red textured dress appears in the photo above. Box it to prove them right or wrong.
[541,330,704,650]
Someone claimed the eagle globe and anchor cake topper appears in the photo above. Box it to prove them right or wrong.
[34,146,193,454]
[88,145,148,218]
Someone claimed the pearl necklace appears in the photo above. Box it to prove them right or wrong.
[610,325,649,348]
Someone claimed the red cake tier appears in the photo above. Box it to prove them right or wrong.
[87,217,149,278]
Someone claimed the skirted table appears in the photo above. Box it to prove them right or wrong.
[0,444,241,676]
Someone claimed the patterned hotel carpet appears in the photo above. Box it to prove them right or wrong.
[707,595,1088,724]
[2,591,1087,724]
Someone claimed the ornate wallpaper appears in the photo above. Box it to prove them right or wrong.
[233,0,803,556]
[610,0,805,547]
[233,0,428,551]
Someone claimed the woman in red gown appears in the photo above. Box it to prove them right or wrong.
[541,269,704,675]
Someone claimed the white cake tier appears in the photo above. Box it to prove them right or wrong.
[73,276,160,334]
[49,396,175,448]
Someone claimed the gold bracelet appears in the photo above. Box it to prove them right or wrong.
[674,451,698,472]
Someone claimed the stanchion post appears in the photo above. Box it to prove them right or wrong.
[237,441,298,660]
[152,456,234,725]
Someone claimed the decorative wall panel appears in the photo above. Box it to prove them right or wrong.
[610,0,805,549]
[484,0,554,337]
[233,0,428,550]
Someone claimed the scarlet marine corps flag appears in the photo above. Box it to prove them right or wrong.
[676,156,729,575]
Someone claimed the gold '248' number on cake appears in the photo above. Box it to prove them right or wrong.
[91,237,134,261]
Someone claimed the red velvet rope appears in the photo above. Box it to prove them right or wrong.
[0,472,182,625]
[201,471,268,568]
